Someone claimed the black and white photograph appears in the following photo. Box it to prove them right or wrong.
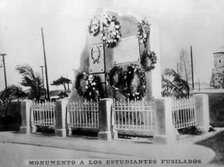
[0,0,224,166]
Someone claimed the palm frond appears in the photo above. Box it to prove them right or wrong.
[162,68,190,98]
[16,64,45,101]
[0,85,28,100]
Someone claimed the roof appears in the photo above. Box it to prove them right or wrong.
[214,46,224,54]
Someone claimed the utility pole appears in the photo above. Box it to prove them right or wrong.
[40,65,46,99]
[40,65,45,88]
[0,64,2,90]
[190,46,194,90]
[41,27,50,101]
[0,54,7,89]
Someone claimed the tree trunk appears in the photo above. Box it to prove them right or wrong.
[63,84,67,92]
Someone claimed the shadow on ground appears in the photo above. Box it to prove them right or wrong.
[196,130,224,166]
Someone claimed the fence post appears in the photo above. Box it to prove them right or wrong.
[20,100,33,134]
[194,94,210,132]
[154,98,179,144]
[98,98,113,141]
[55,99,68,137]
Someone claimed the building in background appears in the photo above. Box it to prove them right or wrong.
[210,46,224,89]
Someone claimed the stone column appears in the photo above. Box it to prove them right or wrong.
[98,98,113,141]
[149,24,162,99]
[154,98,179,144]
[194,94,210,132]
[55,99,68,137]
[20,100,33,134]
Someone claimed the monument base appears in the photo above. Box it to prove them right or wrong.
[20,126,31,134]
[98,131,112,141]
[55,129,67,137]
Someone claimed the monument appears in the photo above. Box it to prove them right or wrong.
[69,10,162,102]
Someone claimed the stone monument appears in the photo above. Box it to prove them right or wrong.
[69,10,162,102]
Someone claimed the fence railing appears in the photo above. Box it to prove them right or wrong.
[113,100,155,132]
[31,102,56,127]
[66,101,99,130]
[29,97,197,135]
[171,97,197,129]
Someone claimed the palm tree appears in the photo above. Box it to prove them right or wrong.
[16,64,45,101]
[51,76,72,93]
[0,85,27,118]
[162,68,190,98]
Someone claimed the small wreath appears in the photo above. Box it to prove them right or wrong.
[122,65,146,100]
[102,13,121,48]
[140,50,157,72]
[88,17,100,36]
[90,46,101,64]
[75,72,104,101]
[109,66,123,91]
[137,19,150,47]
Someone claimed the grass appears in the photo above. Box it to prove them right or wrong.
[196,130,224,165]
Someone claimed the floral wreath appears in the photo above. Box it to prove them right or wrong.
[109,65,146,101]
[88,17,100,36]
[137,19,150,47]
[140,50,157,72]
[75,72,104,101]
[101,13,121,48]
[122,65,146,100]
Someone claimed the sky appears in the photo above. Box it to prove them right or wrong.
[0,0,224,91]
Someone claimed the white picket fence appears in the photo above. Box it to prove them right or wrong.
[31,102,56,127]
[171,97,197,129]
[66,101,99,129]
[113,100,155,132]
[29,97,197,136]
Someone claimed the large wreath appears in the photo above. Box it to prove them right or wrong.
[137,19,150,47]
[140,50,157,72]
[75,72,104,101]
[101,13,121,48]
[123,65,146,100]
[88,17,100,36]
[109,65,146,101]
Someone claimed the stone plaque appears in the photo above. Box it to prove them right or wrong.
[88,43,105,73]
[114,36,140,64]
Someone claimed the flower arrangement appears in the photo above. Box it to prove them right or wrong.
[137,19,150,47]
[140,50,157,72]
[88,17,100,36]
[109,65,146,101]
[101,13,121,48]
[88,13,121,48]
[75,72,104,101]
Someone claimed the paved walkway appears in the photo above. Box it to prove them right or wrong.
[0,131,218,166]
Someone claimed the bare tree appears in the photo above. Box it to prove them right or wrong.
[177,49,192,87]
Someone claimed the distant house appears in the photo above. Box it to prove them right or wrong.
[210,46,224,88]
